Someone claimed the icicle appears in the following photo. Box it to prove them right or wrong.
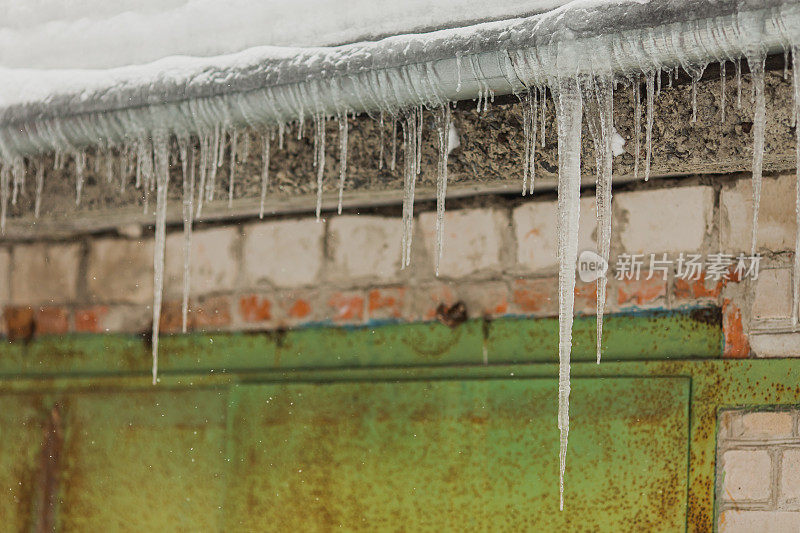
[554,75,583,512]
[540,87,546,147]
[633,78,641,180]
[456,53,463,93]
[53,151,62,171]
[241,132,251,162]
[644,71,655,182]
[228,129,238,208]
[736,58,742,108]
[690,77,698,123]
[391,118,398,171]
[260,133,271,219]
[521,90,538,195]
[0,165,9,233]
[217,129,227,168]
[195,134,210,218]
[748,53,767,257]
[585,75,614,365]
[434,106,451,276]
[179,137,195,334]
[656,68,662,96]
[522,95,531,196]
[785,49,791,80]
[314,115,326,221]
[720,61,727,123]
[400,111,418,268]
[11,157,24,206]
[151,132,170,386]
[668,68,673,88]
[105,152,114,184]
[793,46,800,326]
[278,123,285,150]
[74,151,86,206]
[337,115,348,215]
[416,106,423,175]
[378,112,385,170]
[34,163,45,218]
[206,125,220,202]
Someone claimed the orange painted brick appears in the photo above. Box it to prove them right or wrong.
[288,299,312,319]
[723,298,750,358]
[239,295,273,323]
[674,272,722,302]
[419,285,457,321]
[75,306,108,333]
[512,278,557,316]
[36,306,69,335]
[328,292,365,323]
[4,306,35,342]
[617,277,666,307]
[367,288,406,321]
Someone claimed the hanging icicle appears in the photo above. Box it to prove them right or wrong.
[792,46,800,327]
[748,53,767,257]
[260,131,271,219]
[378,111,385,170]
[0,164,10,234]
[521,90,538,196]
[401,110,418,268]
[644,71,655,182]
[34,163,45,218]
[195,133,210,218]
[178,136,195,334]
[151,131,170,385]
[554,74,583,512]
[633,77,641,180]
[228,129,238,208]
[720,61,727,123]
[314,115,327,221]
[74,151,87,205]
[434,105,452,276]
[337,115,349,215]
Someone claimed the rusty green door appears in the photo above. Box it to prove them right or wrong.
[225,377,690,531]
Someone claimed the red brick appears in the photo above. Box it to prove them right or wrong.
[461,281,509,318]
[511,278,557,316]
[4,306,34,342]
[328,292,365,323]
[35,306,69,335]
[288,299,312,319]
[158,301,188,334]
[414,284,457,321]
[75,306,108,333]
[673,271,723,303]
[574,280,599,315]
[723,298,750,358]
[617,277,666,307]
[367,288,406,321]
[239,295,273,323]
[193,296,231,330]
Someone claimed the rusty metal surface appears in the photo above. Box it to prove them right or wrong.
[225,377,689,531]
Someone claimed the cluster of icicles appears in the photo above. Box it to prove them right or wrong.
[1,47,798,510]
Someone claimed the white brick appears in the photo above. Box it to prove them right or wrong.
[719,511,800,533]
[164,227,239,297]
[781,449,800,501]
[328,215,402,282]
[752,269,792,320]
[751,333,800,358]
[617,186,713,254]
[242,218,324,288]
[419,208,506,278]
[722,449,772,501]
[721,174,796,253]
[87,238,153,304]
[732,412,794,440]
[11,242,81,305]
[513,197,597,273]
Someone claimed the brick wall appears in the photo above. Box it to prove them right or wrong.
[1,171,796,354]
[718,409,800,531]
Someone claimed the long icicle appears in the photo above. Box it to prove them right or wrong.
[260,131,271,219]
[401,111,418,268]
[522,94,531,196]
[0,165,9,233]
[179,137,195,334]
[434,105,451,276]
[337,115,348,215]
[195,133,210,218]
[34,163,45,218]
[555,74,583,512]
[748,53,767,256]
[633,77,641,180]
[644,71,655,182]
[315,115,326,221]
[151,132,170,385]
[792,46,800,326]
[228,129,238,208]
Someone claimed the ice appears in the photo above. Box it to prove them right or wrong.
[151,132,170,385]
[793,46,800,326]
[585,74,614,364]
[736,58,743,108]
[748,53,766,256]
[34,162,44,218]
[378,111,385,170]
[206,125,221,203]
[521,89,538,196]
[74,151,86,205]
[390,117,398,171]
[633,78,641,180]
[11,156,24,206]
[337,115,349,215]
[644,71,655,182]
[554,74,582,512]
[178,136,195,334]
[540,87,546,147]
[401,111,418,268]
[260,132,271,219]
[434,105,451,276]
[0,165,9,233]
[228,129,238,208]
[720,61,727,123]
[314,115,327,221]
[195,133,210,218]
[690,77,698,123]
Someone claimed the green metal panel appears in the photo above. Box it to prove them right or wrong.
[52,389,228,532]
[225,377,690,531]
